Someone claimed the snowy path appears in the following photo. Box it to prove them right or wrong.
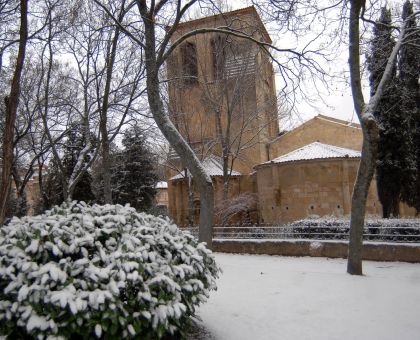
[196,253,420,340]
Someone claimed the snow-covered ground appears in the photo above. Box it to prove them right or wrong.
[196,253,420,340]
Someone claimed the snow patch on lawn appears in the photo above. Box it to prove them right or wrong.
[197,253,420,340]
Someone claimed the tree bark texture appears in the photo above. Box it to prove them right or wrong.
[0,0,28,226]
[38,11,69,200]
[347,0,408,275]
[100,27,121,204]
[140,5,214,248]
[347,130,378,275]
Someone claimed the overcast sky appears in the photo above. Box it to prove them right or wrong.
[204,0,409,129]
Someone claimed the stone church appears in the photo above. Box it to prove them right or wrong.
[165,6,415,226]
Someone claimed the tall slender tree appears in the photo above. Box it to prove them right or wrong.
[398,0,420,213]
[367,7,411,218]
[347,0,413,274]
[0,0,28,225]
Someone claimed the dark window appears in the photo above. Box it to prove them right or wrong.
[181,42,198,84]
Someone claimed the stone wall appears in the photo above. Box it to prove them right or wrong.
[213,239,420,263]
[256,158,382,224]
[166,7,278,175]
[268,115,362,159]
[155,188,168,208]
[168,175,255,226]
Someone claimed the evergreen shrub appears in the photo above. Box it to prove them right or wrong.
[0,201,219,339]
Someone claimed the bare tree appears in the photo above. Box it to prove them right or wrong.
[251,0,347,117]
[98,12,121,204]
[0,0,28,225]
[201,34,278,201]
[51,0,148,205]
[94,0,217,247]
[249,0,418,274]
[0,0,151,217]
[40,0,144,202]
[216,192,258,225]
[346,0,415,275]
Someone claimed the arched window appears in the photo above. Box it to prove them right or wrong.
[181,41,198,84]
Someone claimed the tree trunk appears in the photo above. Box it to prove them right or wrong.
[101,130,112,203]
[347,128,378,275]
[215,107,230,202]
[38,11,68,201]
[347,0,408,275]
[0,0,28,226]
[100,27,120,204]
[221,145,230,203]
[186,169,194,227]
[391,200,400,218]
[37,158,49,211]
[11,163,29,217]
[140,8,214,248]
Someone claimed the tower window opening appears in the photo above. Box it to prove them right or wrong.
[181,41,198,84]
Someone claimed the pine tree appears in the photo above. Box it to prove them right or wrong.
[398,1,420,213]
[111,126,158,211]
[91,143,120,204]
[42,157,63,209]
[367,7,414,217]
[367,7,398,217]
[43,125,95,209]
[62,127,96,203]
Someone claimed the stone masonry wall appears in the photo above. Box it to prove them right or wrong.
[213,239,420,263]
[268,115,362,159]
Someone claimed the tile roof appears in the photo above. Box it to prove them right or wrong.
[264,142,361,165]
[170,155,241,181]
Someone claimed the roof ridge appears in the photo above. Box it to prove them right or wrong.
[179,6,256,26]
[173,6,272,43]
[258,141,361,168]
[169,154,241,181]
[320,142,358,154]
[317,114,361,127]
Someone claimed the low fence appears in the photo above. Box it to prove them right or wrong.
[184,219,420,262]
[184,219,420,243]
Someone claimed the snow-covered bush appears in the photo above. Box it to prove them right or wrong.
[0,201,219,339]
[290,217,420,241]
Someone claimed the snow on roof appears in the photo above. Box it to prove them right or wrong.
[170,155,241,181]
[156,181,168,189]
[263,142,360,165]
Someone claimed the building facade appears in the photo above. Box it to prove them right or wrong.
[165,7,416,226]
[166,6,279,174]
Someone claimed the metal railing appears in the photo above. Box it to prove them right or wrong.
[183,220,420,243]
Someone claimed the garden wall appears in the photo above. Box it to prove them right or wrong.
[213,239,420,263]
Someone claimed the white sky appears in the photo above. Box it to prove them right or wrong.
[259,0,364,128]
[204,0,408,129]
